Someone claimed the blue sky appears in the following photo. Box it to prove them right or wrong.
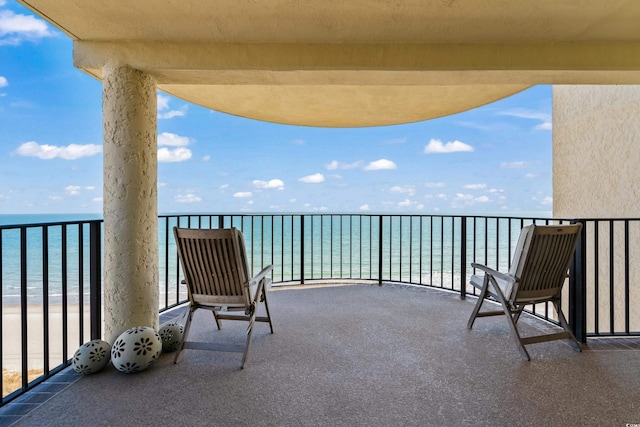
[0,0,553,216]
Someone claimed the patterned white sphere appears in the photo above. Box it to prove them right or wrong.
[159,323,184,353]
[111,326,162,374]
[72,339,112,375]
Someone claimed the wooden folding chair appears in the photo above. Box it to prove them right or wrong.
[173,227,274,368]
[467,223,583,360]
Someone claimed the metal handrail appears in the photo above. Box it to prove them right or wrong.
[1,213,639,406]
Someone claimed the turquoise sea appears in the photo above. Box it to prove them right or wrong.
[0,212,552,306]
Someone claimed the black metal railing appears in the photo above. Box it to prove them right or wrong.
[1,214,638,405]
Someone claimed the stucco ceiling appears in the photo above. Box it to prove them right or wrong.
[18,0,640,127]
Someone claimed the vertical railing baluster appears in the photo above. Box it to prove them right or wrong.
[624,219,630,334]
[609,220,615,334]
[300,215,305,285]
[42,226,50,374]
[89,221,102,340]
[20,227,28,389]
[460,216,467,299]
[61,224,68,364]
[164,217,170,308]
[378,215,383,286]
[569,219,587,343]
[78,224,84,345]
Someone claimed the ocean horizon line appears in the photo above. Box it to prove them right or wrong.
[0,211,553,226]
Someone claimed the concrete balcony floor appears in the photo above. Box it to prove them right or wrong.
[6,283,640,426]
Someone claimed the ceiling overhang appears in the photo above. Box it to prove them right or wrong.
[17,0,640,127]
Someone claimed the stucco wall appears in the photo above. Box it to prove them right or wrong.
[553,85,640,334]
[553,85,640,219]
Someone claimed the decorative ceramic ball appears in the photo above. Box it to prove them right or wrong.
[159,323,184,353]
[72,339,112,375]
[111,326,162,374]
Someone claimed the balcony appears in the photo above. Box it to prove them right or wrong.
[1,214,639,425]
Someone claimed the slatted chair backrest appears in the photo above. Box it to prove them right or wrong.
[174,227,251,307]
[509,223,582,304]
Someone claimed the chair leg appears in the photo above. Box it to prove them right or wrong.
[262,287,274,334]
[553,300,582,352]
[501,302,531,361]
[487,281,531,361]
[241,305,258,369]
[212,310,222,330]
[174,305,196,364]
[513,304,526,323]
[467,276,490,329]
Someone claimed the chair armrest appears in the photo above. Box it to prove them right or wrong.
[248,265,273,287]
[471,263,515,284]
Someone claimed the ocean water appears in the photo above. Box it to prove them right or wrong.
[1,212,551,306]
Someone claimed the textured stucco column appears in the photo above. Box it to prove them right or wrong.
[102,65,158,343]
[553,85,640,333]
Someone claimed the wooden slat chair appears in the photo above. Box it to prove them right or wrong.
[467,223,583,360]
[173,227,274,368]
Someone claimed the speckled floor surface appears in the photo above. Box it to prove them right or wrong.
[6,284,640,427]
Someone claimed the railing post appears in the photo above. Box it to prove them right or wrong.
[460,216,467,300]
[569,219,587,343]
[89,221,102,340]
[300,215,305,285]
[378,215,383,286]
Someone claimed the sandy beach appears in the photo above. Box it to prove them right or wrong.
[2,304,91,373]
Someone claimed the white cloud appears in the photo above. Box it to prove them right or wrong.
[424,139,474,154]
[299,173,325,183]
[499,108,552,131]
[157,94,169,111]
[425,182,446,188]
[475,196,490,202]
[0,10,55,45]
[525,173,537,179]
[157,94,188,119]
[463,184,486,190]
[0,76,7,87]
[233,192,253,198]
[175,194,202,203]
[157,147,192,163]
[293,139,305,145]
[253,179,285,190]
[359,204,370,211]
[48,195,62,201]
[541,196,553,205]
[454,193,474,201]
[219,184,229,190]
[158,132,190,147]
[364,159,397,171]
[398,199,413,207]
[84,186,95,191]
[498,109,550,121]
[202,155,211,161]
[14,141,102,160]
[325,160,363,170]
[390,185,415,195]
[92,197,103,203]
[156,132,192,161]
[65,185,81,196]
[159,109,187,119]
[501,161,526,168]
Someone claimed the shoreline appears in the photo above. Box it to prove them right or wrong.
[2,304,88,372]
